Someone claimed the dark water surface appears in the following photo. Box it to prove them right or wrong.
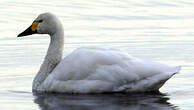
[0,0,194,110]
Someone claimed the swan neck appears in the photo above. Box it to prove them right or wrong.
[33,30,64,91]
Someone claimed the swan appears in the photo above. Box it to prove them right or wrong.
[17,13,181,93]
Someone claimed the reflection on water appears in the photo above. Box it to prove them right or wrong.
[33,92,177,110]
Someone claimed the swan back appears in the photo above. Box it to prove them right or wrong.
[41,47,180,93]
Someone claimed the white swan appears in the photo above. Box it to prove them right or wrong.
[18,13,181,93]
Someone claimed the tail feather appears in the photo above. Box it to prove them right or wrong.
[173,66,181,75]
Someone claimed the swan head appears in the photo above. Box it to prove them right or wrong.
[18,12,63,37]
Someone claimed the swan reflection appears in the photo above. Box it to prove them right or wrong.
[33,92,177,110]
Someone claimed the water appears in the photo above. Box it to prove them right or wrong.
[0,0,194,110]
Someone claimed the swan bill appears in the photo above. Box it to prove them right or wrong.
[17,22,39,37]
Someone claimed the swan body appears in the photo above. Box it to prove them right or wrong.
[18,13,181,93]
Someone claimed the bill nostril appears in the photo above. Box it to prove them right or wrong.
[39,20,43,23]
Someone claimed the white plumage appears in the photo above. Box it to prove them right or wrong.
[18,13,181,93]
[42,47,180,93]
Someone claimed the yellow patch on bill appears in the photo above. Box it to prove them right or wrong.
[31,22,39,31]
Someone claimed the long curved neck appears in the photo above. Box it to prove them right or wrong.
[33,30,64,90]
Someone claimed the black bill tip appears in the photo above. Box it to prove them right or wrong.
[17,25,37,37]
[17,33,24,37]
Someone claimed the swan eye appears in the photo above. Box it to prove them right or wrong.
[38,20,43,23]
